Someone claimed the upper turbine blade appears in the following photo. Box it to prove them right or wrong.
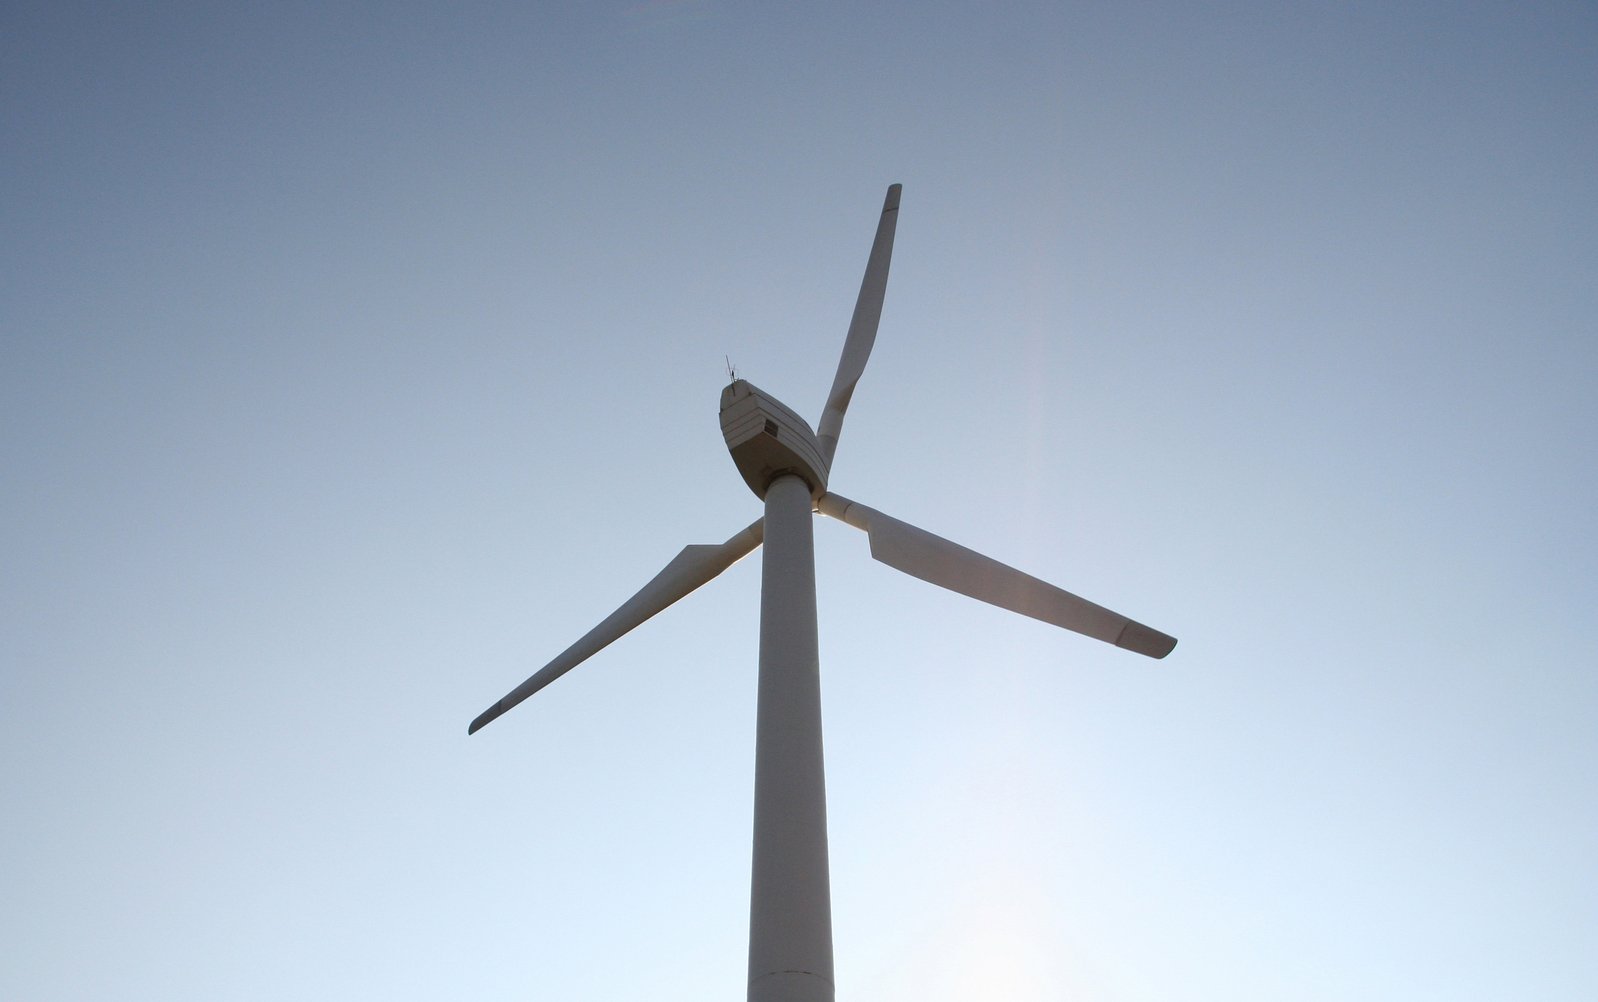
[816,183,901,466]
[468,518,765,734]
[816,493,1176,658]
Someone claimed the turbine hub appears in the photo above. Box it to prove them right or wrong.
[720,380,830,501]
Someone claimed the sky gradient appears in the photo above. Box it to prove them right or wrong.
[4,3,1595,999]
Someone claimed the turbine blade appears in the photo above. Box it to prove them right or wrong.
[816,493,1175,658]
[468,518,765,734]
[817,183,901,465]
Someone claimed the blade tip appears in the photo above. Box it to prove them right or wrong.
[1116,621,1177,659]
[885,183,902,210]
[467,706,499,735]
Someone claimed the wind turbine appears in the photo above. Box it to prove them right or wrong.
[469,184,1176,1002]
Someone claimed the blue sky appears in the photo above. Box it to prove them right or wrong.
[4,3,1595,999]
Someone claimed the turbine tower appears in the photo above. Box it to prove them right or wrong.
[469,184,1176,1002]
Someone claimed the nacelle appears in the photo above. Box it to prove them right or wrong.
[720,380,830,501]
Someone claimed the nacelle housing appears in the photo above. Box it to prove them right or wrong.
[720,380,830,501]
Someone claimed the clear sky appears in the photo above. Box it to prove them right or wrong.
[4,3,1595,999]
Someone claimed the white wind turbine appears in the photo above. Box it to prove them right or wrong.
[470,184,1176,1002]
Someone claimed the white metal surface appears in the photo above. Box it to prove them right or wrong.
[467,518,764,734]
[816,492,1176,658]
[721,380,831,500]
[816,183,899,466]
[747,474,834,1002]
